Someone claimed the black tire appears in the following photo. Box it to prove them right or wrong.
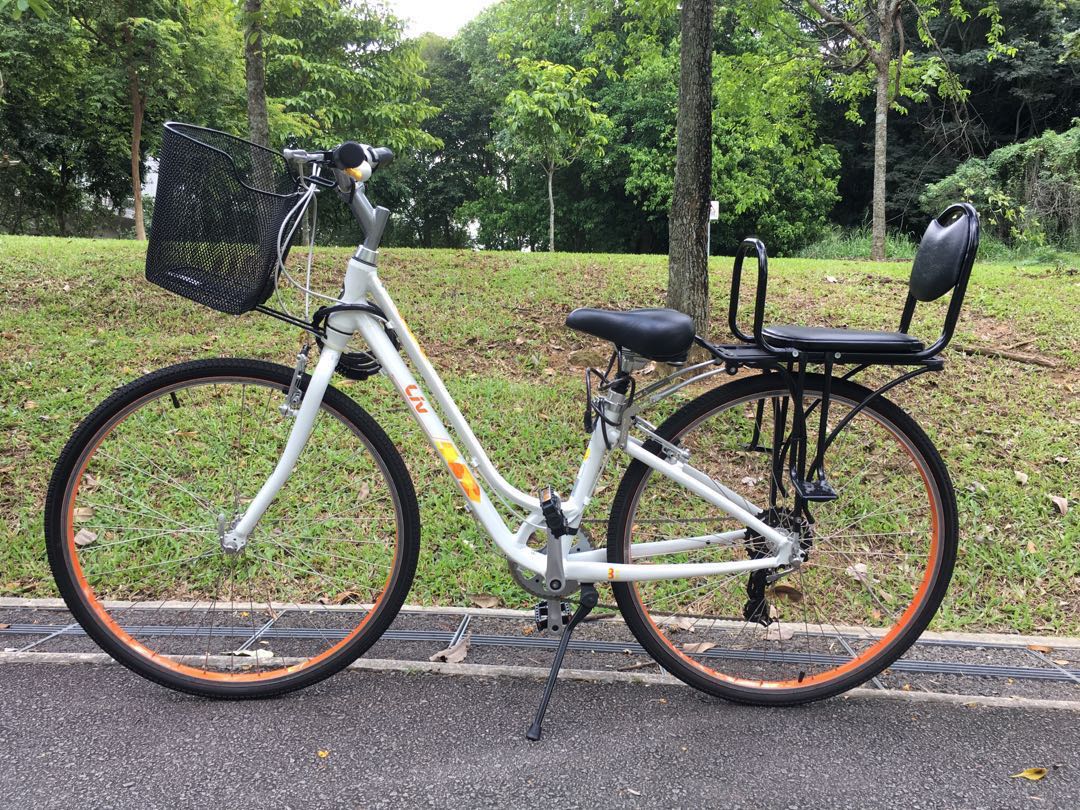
[608,373,957,705]
[45,358,420,699]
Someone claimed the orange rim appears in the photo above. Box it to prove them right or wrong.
[631,401,943,691]
[64,377,399,683]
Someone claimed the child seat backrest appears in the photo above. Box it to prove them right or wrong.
[909,204,978,302]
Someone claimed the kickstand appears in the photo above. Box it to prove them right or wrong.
[526,584,598,742]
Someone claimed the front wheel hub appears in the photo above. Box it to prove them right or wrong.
[218,513,247,554]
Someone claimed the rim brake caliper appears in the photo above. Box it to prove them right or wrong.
[279,344,310,419]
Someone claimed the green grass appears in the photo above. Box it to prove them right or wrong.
[1,235,1077,633]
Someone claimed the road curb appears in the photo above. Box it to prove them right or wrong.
[3,597,1080,648]
[3,650,1079,712]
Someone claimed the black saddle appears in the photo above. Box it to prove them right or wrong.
[566,307,696,364]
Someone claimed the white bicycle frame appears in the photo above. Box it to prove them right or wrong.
[224,173,797,587]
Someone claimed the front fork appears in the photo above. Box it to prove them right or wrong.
[221,347,342,551]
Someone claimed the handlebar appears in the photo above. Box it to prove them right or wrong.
[282,139,394,253]
[283,141,395,174]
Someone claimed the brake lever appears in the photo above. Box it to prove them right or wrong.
[304,173,338,189]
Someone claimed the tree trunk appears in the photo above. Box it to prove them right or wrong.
[125,23,146,241]
[870,3,893,262]
[666,0,714,335]
[547,162,555,252]
[57,160,69,236]
[244,0,270,148]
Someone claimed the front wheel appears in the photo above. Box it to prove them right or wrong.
[608,373,957,705]
[45,358,420,698]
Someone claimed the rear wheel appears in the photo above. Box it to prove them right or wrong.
[45,358,419,698]
[608,373,957,705]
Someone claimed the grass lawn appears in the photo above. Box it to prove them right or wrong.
[1,235,1076,634]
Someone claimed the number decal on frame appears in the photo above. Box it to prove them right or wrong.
[404,384,429,413]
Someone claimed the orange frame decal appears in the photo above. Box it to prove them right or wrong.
[434,439,482,503]
[404,384,429,413]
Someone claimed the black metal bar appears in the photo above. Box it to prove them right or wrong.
[810,360,833,481]
[819,365,937,460]
[792,357,809,486]
[747,398,767,452]
[254,305,325,336]
[898,293,917,334]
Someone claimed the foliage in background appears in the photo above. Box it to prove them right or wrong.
[922,122,1080,248]
[264,0,437,151]
[0,0,242,237]
[0,0,438,239]
[417,0,841,254]
[345,34,494,248]
[1,0,1078,257]
[777,0,1015,259]
[827,0,1079,234]
[496,59,611,251]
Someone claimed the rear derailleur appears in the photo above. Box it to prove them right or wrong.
[743,506,813,626]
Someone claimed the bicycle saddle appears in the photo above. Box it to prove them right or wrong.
[566,307,696,363]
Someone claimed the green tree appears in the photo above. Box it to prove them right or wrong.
[0,0,51,18]
[370,34,495,248]
[786,0,1012,258]
[66,0,243,239]
[818,0,1079,235]
[608,51,840,254]
[264,0,437,149]
[0,0,243,236]
[497,58,611,251]
[0,11,127,234]
[922,121,1080,246]
[242,0,270,146]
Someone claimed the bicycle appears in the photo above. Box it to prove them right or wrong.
[45,122,980,740]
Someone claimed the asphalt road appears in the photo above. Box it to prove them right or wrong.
[1,661,1076,809]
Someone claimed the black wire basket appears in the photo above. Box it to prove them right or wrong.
[145,122,305,315]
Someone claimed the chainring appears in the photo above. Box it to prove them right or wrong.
[509,529,592,598]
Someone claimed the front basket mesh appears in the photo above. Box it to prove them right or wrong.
[146,122,304,315]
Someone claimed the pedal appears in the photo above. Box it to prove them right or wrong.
[534,600,573,633]
[538,485,573,538]
[789,474,838,502]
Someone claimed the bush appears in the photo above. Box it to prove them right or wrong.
[793,226,917,260]
[921,122,1080,250]
[796,224,1080,266]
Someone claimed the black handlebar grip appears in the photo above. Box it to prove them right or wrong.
[332,141,367,170]
[370,147,395,168]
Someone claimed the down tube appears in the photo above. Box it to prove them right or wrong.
[353,315,548,568]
